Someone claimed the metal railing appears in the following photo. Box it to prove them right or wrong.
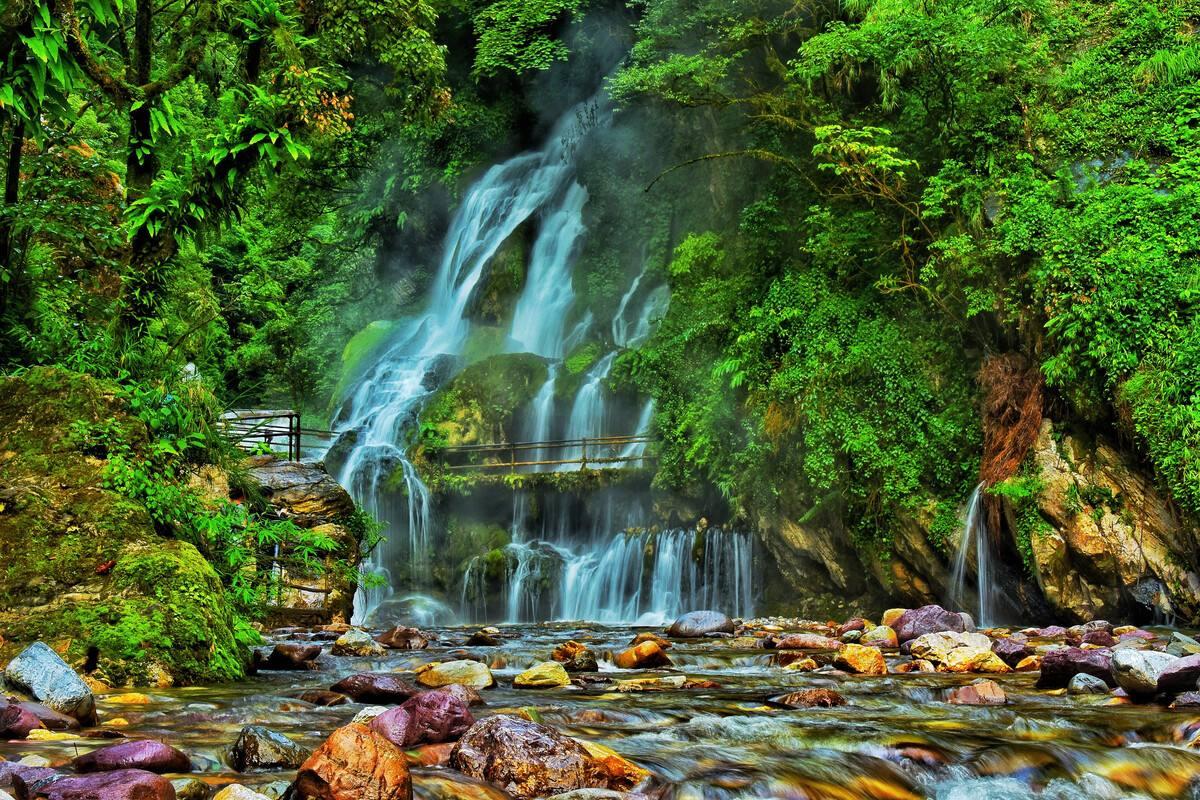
[438,434,655,472]
[220,410,333,461]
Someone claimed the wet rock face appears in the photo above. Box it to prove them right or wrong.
[293,724,411,800]
[245,458,354,524]
[667,611,734,638]
[368,689,474,749]
[1036,647,1115,689]
[13,769,175,800]
[374,627,429,650]
[5,642,97,725]
[72,740,192,774]
[260,644,322,671]
[448,716,607,800]
[552,642,598,673]
[1026,419,1200,623]
[0,701,45,739]
[228,725,309,771]
[1111,649,1178,696]
[893,606,970,644]
[330,674,421,704]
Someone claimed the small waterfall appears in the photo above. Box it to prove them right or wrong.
[560,352,618,469]
[619,400,655,466]
[948,483,996,627]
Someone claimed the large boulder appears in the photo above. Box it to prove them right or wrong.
[374,628,428,651]
[613,643,672,670]
[1036,647,1114,689]
[244,458,354,524]
[1111,649,1178,696]
[448,717,609,800]
[5,642,96,725]
[13,769,175,800]
[1157,654,1200,694]
[260,644,321,671]
[893,605,970,644]
[293,724,411,800]
[666,611,734,638]
[330,674,421,704]
[415,661,494,690]
[368,689,474,749]
[228,725,308,771]
[72,740,192,774]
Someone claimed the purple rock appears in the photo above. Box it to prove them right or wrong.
[14,769,175,800]
[894,605,970,644]
[1157,654,1200,694]
[992,638,1032,667]
[1082,630,1116,647]
[1,701,45,739]
[329,673,421,704]
[1038,625,1069,639]
[72,740,192,774]
[369,689,475,748]
[1036,647,1115,689]
[0,762,59,790]
[18,701,82,731]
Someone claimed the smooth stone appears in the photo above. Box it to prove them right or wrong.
[212,786,271,800]
[1157,653,1200,694]
[5,642,97,725]
[331,630,385,658]
[833,644,887,675]
[0,701,45,739]
[613,643,672,670]
[374,627,429,650]
[330,673,422,703]
[948,680,1006,705]
[666,611,734,638]
[1036,647,1114,689]
[1068,673,1110,695]
[893,605,971,644]
[416,661,494,690]
[294,724,411,800]
[13,769,174,800]
[296,691,348,707]
[514,662,570,689]
[1111,649,1178,696]
[465,632,500,647]
[368,689,474,748]
[72,740,192,774]
[260,644,321,671]
[860,626,898,648]
[771,634,841,650]
[228,725,308,771]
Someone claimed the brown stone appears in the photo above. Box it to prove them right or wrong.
[614,642,672,670]
[770,689,847,708]
[948,680,1007,706]
[834,644,887,676]
[771,634,841,650]
[293,724,411,800]
[375,627,429,650]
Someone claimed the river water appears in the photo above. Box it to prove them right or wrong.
[7,622,1200,799]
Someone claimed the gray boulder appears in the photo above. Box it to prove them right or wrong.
[667,611,734,638]
[1111,649,1178,696]
[4,642,96,725]
[1067,673,1110,695]
[228,725,309,771]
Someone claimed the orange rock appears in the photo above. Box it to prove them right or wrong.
[630,632,672,649]
[948,680,1007,705]
[578,740,650,791]
[1015,655,1041,672]
[294,723,412,800]
[407,743,454,767]
[614,641,672,670]
[552,641,590,662]
[834,644,888,676]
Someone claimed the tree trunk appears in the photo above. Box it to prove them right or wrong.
[0,115,26,314]
[126,0,155,192]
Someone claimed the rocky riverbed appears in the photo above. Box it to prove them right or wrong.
[5,606,1200,799]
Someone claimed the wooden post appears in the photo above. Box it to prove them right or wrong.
[581,437,587,469]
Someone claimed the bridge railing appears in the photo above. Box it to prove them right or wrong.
[220,410,333,461]
[438,434,655,472]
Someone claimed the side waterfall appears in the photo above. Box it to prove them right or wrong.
[948,483,996,627]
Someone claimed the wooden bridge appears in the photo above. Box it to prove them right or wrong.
[222,410,654,473]
[437,434,655,472]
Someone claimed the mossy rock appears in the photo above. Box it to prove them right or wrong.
[0,367,251,685]
[331,320,399,407]
[419,353,549,449]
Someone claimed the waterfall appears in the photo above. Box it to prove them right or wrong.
[948,483,996,627]
[333,99,601,624]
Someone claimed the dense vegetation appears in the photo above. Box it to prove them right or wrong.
[2,0,1199,565]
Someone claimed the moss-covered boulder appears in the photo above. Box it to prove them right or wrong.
[0,367,249,686]
[418,353,549,450]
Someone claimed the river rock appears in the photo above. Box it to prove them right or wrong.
[72,740,191,774]
[629,633,670,649]
[293,724,411,800]
[769,689,847,708]
[261,644,321,671]
[1036,647,1114,689]
[1067,673,1110,695]
[1111,649,1178,696]
[18,701,82,731]
[368,689,474,749]
[834,644,887,675]
[465,632,500,647]
[948,680,1006,705]
[228,725,308,771]
[296,691,348,707]
[330,673,421,703]
[0,702,45,739]
[0,763,58,790]
[448,716,607,800]
[515,662,571,689]
[331,630,385,658]
[552,642,598,672]
[1156,654,1200,694]
[13,770,174,800]
[439,683,485,707]
[771,634,841,650]
[613,642,672,670]
[575,740,648,792]
[666,611,734,638]
[4,642,97,725]
[375,628,429,650]
[213,786,271,800]
[169,779,208,800]
[351,707,389,725]
[1171,692,1200,708]
[1082,629,1116,647]
[991,637,1032,667]
[416,661,494,690]
[547,792,651,800]
[860,626,898,648]
[838,619,868,636]
[894,605,971,644]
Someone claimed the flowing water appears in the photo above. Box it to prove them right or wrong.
[948,483,996,628]
[10,623,1200,800]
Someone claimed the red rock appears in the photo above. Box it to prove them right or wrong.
[72,740,191,774]
[771,634,841,650]
[329,673,421,704]
[374,627,429,650]
[1158,654,1200,694]
[369,690,474,749]
[1036,647,1114,689]
[838,619,868,636]
[770,689,847,708]
[948,680,1006,705]
[293,724,411,800]
[14,769,175,800]
[1,701,45,739]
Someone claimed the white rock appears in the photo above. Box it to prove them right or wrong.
[1111,648,1178,695]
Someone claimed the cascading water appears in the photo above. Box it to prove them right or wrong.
[333,99,601,624]
[948,483,996,627]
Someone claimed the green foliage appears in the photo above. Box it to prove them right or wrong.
[470,0,587,77]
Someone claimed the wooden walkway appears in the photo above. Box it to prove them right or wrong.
[437,434,654,472]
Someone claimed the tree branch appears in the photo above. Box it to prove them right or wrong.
[51,0,135,104]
